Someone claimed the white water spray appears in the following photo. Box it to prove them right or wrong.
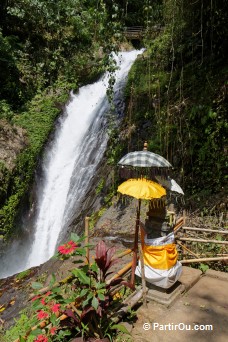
[0,49,143,278]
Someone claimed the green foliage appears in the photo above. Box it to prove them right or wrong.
[16,269,31,280]
[0,100,14,121]
[0,161,10,205]
[0,31,23,107]
[123,0,227,207]
[2,312,35,342]
[0,0,122,108]
[0,0,126,238]
[96,178,105,195]
[0,0,226,239]
[199,263,209,273]
[0,91,62,237]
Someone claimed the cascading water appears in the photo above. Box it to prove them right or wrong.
[0,49,143,279]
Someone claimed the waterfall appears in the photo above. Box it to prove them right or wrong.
[0,49,143,279]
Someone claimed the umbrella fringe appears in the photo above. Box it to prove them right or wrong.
[119,166,172,180]
[149,197,167,209]
[166,192,185,205]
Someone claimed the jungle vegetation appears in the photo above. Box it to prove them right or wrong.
[121,0,227,211]
[0,0,227,238]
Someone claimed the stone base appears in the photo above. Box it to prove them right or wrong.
[146,281,185,307]
[145,266,202,307]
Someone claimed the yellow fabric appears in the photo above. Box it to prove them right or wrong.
[142,243,178,270]
[141,227,178,270]
[117,178,166,200]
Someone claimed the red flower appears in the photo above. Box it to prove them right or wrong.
[37,310,49,320]
[34,334,48,342]
[57,240,77,255]
[50,326,57,335]
[39,291,52,306]
[31,295,41,302]
[40,298,46,305]
[50,303,60,313]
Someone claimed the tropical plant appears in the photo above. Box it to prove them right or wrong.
[10,234,132,341]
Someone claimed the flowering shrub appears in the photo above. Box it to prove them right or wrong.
[37,310,49,320]
[57,240,78,255]
[19,233,131,341]
[34,335,49,342]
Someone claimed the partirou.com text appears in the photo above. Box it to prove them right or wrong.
[143,322,213,331]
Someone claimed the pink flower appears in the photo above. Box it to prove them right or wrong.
[50,303,60,313]
[34,334,48,342]
[57,240,77,255]
[50,326,57,335]
[37,310,49,320]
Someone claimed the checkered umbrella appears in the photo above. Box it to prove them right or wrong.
[118,150,172,168]
[118,142,172,179]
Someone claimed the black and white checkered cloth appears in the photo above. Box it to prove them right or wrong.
[118,151,172,168]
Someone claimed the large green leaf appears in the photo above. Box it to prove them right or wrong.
[92,296,99,310]
[72,268,90,285]
[96,282,106,289]
[80,288,89,297]
[82,293,93,307]
[30,328,43,336]
[97,292,105,301]
[50,313,58,325]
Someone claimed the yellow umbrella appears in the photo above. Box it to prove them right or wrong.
[118,178,166,200]
[117,178,166,286]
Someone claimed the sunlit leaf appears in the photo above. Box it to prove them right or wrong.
[82,293,93,307]
[80,288,89,297]
[111,323,131,334]
[72,268,90,285]
[92,296,99,310]
[31,282,43,290]
[97,292,105,301]
[30,328,43,336]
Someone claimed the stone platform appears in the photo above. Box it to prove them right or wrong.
[145,266,202,306]
[131,267,228,342]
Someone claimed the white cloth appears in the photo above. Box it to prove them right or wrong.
[135,260,182,289]
[144,232,175,246]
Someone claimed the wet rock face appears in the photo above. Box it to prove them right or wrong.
[0,119,28,172]
[94,197,149,247]
[65,161,115,241]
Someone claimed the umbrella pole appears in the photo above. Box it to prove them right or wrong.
[131,199,141,287]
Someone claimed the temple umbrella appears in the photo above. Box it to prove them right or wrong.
[117,178,166,286]
[155,176,184,195]
[118,142,172,179]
